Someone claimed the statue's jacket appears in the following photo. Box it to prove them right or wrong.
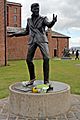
[26,15,55,45]
[14,15,55,44]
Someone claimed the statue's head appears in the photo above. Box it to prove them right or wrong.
[31,3,39,16]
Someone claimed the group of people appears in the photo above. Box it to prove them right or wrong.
[63,47,79,60]
[71,49,79,60]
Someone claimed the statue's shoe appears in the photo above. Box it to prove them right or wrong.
[22,79,35,87]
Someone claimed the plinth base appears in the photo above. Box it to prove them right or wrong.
[9,80,71,118]
[61,57,72,60]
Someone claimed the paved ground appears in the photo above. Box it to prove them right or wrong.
[0,94,80,120]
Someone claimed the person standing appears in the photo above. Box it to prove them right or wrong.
[75,50,79,60]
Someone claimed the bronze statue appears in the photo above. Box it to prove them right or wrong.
[9,3,57,85]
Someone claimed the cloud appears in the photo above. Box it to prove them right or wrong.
[57,0,80,29]
[69,37,80,47]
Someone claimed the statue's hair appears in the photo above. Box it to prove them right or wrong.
[31,3,39,10]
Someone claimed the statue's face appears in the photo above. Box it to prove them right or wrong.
[31,6,39,16]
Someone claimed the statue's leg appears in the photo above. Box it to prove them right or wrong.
[38,43,49,84]
[26,43,37,81]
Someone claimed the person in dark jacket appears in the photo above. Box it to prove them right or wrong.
[9,3,57,85]
[75,50,79,60]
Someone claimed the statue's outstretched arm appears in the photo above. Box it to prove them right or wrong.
[8,23,29,37]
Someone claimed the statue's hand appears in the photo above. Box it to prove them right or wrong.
[53,14,57,22]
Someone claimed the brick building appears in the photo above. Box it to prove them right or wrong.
[7,1,22,27]
[0,0,7,66]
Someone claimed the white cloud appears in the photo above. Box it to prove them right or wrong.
[71,27,80,31]
[69,37,80,48]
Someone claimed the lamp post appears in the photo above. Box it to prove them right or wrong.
[57,38,58,57]
[4,0,7,66]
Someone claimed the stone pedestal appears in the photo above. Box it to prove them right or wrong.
[9,80,71,118]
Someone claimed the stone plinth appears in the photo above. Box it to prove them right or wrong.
[9,81,71,118]
[61,57,72,60]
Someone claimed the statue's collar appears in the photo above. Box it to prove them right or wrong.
[31,14,40,19]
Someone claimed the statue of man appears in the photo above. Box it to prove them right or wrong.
[10,3,57,85]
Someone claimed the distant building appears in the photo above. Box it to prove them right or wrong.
[70,47,80,51]
[7,1,22,27]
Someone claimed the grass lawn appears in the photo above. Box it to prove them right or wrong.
[0,59,80,99]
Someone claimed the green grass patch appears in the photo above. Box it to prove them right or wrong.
[0,59,80,98]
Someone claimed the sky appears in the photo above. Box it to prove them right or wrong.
[8,0,80,48]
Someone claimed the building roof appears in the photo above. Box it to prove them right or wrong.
[7,27,25,33]
[7,27,70,38]
[51,31,70,38]
[7,1,22,7]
